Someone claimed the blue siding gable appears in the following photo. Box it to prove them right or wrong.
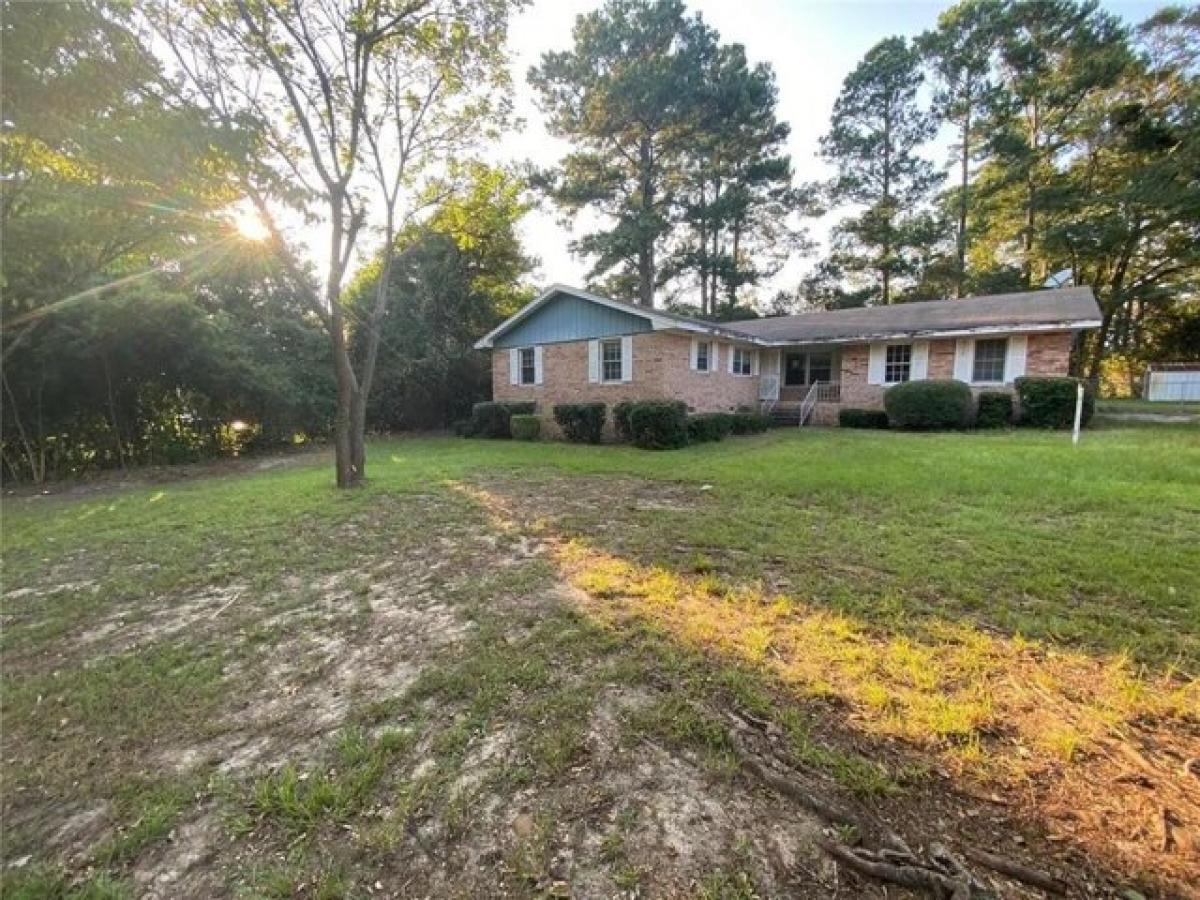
[493,291,653,348]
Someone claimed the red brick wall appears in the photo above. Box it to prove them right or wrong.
[491,330,1079,433]
[833,332,1078,414]
[1026,332,1074,376]
[660,337,761,411]
[491,332,760,437]
[927,339,957,379]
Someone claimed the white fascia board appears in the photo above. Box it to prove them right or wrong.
[751,320,1103,348]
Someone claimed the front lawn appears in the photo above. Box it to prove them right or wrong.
[3,426,1197,897]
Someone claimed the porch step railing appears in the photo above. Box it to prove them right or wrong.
[767,382,843,426]
[798,382,820,427]
[795,381,841,426]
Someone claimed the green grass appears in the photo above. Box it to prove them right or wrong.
[3,426,1198,895]
[1096,398,1200,415]
[8,427,1196,667]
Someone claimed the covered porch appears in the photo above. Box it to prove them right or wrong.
[759,347,843,424]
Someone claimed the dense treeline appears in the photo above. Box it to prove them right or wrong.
[1,1,527,483]
[1,2,336,481]
[2,0,1197,483]
[538,0,1200,385]
[808,0,1200,386]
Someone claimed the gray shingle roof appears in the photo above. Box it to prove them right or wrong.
[722,287,1101,344]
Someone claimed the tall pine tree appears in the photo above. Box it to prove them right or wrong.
[529,0,712,307]
[820,37,943,305]
[917,0,1003,297]
[973,0,1130,288]
[667,43,808,316]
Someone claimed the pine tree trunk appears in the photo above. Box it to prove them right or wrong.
[881,99,893,305]
[956,106,970,298]
[1023,101,1039,288]
[637,136,655,307]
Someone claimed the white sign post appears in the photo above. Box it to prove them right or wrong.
[1072,382,1084,446]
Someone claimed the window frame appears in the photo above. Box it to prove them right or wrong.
[971,337,1008,384]
[732,347,754,377]
[518,347,536,386]
[600,338,623,383]
[695,340,711,373]
[884,343,913,384]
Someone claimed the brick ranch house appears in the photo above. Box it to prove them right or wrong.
[475,284,1102,431]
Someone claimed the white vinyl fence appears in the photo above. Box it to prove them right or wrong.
[1145,368,1200,401]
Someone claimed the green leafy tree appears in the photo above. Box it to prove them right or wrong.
[1042,5,1200,378]
[529,0,714,307]
[972,0,1131,288]
[820,37,944,305]
[347,165,536,430]
[153,0,522,487]
[917,0,1003,297]
[667,42,811,316]
[0,0,256,482]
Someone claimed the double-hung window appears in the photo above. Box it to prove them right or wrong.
[732,348,754,376]
[601,339,623,382]
[696,341,711,372]
[972,338,1007,383]
[884,344,912,384]
[518,347,536,385]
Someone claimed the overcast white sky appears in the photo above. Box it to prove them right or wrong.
[495,0,1159,304]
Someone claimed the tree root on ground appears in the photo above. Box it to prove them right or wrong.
[724,710,1066,898]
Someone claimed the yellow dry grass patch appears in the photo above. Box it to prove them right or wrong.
[554,537,1198,783]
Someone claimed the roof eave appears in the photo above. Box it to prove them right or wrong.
[733,319,1103,347]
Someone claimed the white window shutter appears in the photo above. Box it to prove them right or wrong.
[689,338,698,371]
[911,340,929,380]
[712,343,720,373]
[533,346,544,385]
[509,348,519,386]
[1005,335,1027,383]
[751,350,759,376]
[587,340,599,383]
[621,335,633,382]
[728,346,735,374]
[867,343,886,385]
[953,339,974,382]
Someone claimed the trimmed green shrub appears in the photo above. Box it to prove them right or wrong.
[884,379,973,430]
[553,403,606,443]
[975,391,1013,429]
[613,400,636,442]
[839,408,889,429]
[465,401,538,438]
[509,414,541,441]
[688,413,733,443]
[629,400,689,450]
[469,402,511,438]
[729,411,772,434]
[1014,377,1095,428]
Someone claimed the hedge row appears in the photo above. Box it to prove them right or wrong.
[463,401,537,438]
[688,410,772,443]
[838,408,889,429]
[464,377,1090,440]
[553,403,606,443]
[462,398,772,448]
[841,377,1090,430]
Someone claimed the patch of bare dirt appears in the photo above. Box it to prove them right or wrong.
[3,446,330,502]
[472,473,1200,899]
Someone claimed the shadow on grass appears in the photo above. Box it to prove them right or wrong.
[455,477,1200,898]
